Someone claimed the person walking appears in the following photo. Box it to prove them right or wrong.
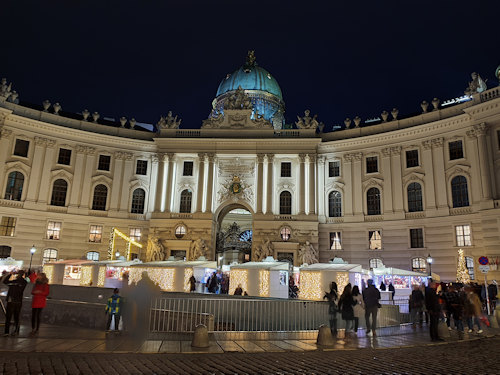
[425,281,443,341]
[338,283,356,335]
[208,272,218,293]
[443,285,465,339]
[189,275,197,292]
[30,273,49,335]
[465,287,484,334]
[3,270,27,336]
[323,282,339,335]
[352,285,364,334]
[410,285,425,327]
[388,282,395,300]
[105,288,122,332]
[379,281,386,291]
[363,279,381,337]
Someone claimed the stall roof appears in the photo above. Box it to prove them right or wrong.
[44,259,92,266]
[300,263,363,272]
[372,267,427,277]
[230,261,290,271]
[129,260,217,268]
[0,257,23,266]
[107,260,143,267]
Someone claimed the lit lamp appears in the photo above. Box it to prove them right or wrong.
[426,253,433,277]
[29,245,37,272]
[115,251,120,260]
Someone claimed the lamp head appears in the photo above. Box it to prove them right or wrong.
[115,251,120,258]
[30,245,37,255]
[427,254,433,264]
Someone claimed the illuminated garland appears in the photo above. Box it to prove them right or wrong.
[97,266,106,287]
[44,265,54,284]
[336,272,349,295]
[229,269,248,295]
[259,270,270,297]
[108,227,115,260]
[184,268,194,293]
[128,267,175,291]
[457,249,471,283]
[79,266,93,286]
[108,227,143,260]
[299,271,322,300]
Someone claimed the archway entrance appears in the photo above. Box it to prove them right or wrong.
[215,204,253,266]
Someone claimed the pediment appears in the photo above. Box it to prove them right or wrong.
[51,168,73,180]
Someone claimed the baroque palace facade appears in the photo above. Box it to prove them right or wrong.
[1,53,500,282]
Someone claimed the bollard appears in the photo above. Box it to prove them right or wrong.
[191,324,210,348]
[316,324,335,346]
[437,320,451,338]
[489,314,499,329]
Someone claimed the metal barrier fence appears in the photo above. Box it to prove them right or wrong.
[149,297,404,332]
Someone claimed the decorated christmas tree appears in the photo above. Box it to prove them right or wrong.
[456,249,471,284]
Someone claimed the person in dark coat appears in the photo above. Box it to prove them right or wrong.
[3,270,27,336]
[189,275,196,292]
[363,279,381,336]
[234,284,243,295]
[338,283,356,333]
[208,272,218,293]
[323,282,339,335]
[379,282,386,291]
[388,283,395,299]
[425,281,444,341]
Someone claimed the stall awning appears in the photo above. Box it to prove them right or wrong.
[372,267,428,277]
[300,263,363,272]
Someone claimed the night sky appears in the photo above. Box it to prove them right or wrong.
[2,1,498,131]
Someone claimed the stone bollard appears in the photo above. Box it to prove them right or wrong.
[316,324,335,346]
[191,324,209,348]
[489,314,499,329]
[438,320,450,338]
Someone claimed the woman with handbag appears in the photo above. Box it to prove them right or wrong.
[352,285,365,334]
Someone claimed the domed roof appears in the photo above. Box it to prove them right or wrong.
[216,52,283,100]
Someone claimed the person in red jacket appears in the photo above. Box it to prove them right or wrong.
[31,273,49,335]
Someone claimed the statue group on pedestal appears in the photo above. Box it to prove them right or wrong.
[253,238,274,261]
[190,238,209,260]
[298,240,318,265]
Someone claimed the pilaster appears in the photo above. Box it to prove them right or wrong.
[205,153,215,213]
[317,156,326,221]
[164,153,175,212]
[69,146,86,208]
[26,137,48,203]
[381,148,393,213]
[390,146,403,213]
[308,154,316,215]
[421,140,436,210]
[0,129,13,192]
[196,153,205,213]
[80,147,96,209]
[266,154,274,214]
[342,154,353,217]
[154,153,165,212]
[256,154,265,214]
[298,153,306,214]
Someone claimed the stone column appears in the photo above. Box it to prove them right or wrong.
[391,146,403,213]
[431,138,447,208]
[298,154,306,214]
[421,140,436,210]
[35,139,56,204]
[26,137,47,203]
[381,148,393,213]
[149,155,159,213]
[317,156,326,220]
[256,154,265,214]
[266,154,274,214]
[119,153,134,212]
[69,146,86,207]
[196,153,206,212]
[79,147,96,208]
[0,129,13,193]
[308,154,316,215]
[154,153,165,212]
[109,152,125,212]
[205,153,215,213]
[343,154,353,216]
[474,123,492,200]
[352,153,363,215]
[164,153,175,212]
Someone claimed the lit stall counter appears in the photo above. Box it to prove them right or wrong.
[128,260,217,293]
[229,258,290,298]
[76,260,137,287]
[371,266,429,299]
[42,259,91,285]
[104,259,143,288]
[299,258,364,301]
[0,257,23,274]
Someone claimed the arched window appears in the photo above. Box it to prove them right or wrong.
[328,190,342,217]
[175,224,187,238]
[86,251,99,261]
[50,179,68,206]
[42,248,58,264]
[451,176,469,208]
[131,188,145,214]
[369,258,384,269]
[92,184,108,211]
[407,182,423,212]
[4,171,24,201]
[0,245,12,258]
[367,187,381,215]
[412,257,427,273]
[179,189,192,213]
[279,191,292,215]
[280,226,291,241]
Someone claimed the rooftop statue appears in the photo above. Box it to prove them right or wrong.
[244,50,257,70]
[223,86,253,110]
[0,78,17,102]
[295,109,322,130]
[157,111,182,129]
[465,72,487,95]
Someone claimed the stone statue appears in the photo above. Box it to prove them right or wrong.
[224,87,253,110]
[295,110,320,130]
[202,112,224,128]
[298,241,318,265]
[254,238,274,261]
[157,111,182,129]
[190,238,208,260]
[147,233,166,262]
[465,72,488,95]
[0,78,13,99]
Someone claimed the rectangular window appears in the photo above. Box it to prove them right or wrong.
[89,225,103,243]
[57,148,72,165]
[369,230,382,250]
[330,232,342,250]
[406,150,419,168]
[97,155,111,171]
[328,161,340,177]
[0,217,16,237]
[455,225,472,246]
[497,130,500,150]
[129,228,141,242]
[366,156,378,173]
[136,160,148,175]
[281,162,292,177]
[183,161,193,176]
[47,221,61,240]
[449,140,464,160]
[410,228,424,248]
[13,139,30,157]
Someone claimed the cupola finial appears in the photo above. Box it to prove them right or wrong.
[245,50,256,68]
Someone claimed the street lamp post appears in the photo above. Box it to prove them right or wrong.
[29,245,37,272]
[426,253,433,277]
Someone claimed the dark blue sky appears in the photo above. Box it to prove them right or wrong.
[2,1,498,131]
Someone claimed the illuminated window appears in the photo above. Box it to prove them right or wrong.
[86,251,99,261]
[47,221,61,240]
[89,225,103,243]
[451,176,469,208]
[279,191,292,215]
[367,187,381,215]
[50,179,68,206]
[366,156,378,173]
[465,256,475,280]
[406,150,419,168]
[449,140,464,160]
[330,232,342,250]
[369,258,383,269]
[410,228,424,248]
[42,248,58,264]
[407,182,423,212]
[175,225,187,238]
[179,190,192,213]
[328,190,342,217]
[280,227,291,241]
[0,217,16,237]
[92,184,108,210]
[328,161,340,177]
[129,228,141,242]
[0,246,11,258]
[57,148,72,165]
[455,225,471,246]
[281,162,291,177]
[13,139,29,157]
[131,188,145,214]
[412,257,427,273]
[369,230,382,250]
[136,160,148,175]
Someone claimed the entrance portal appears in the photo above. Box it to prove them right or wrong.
[215,205,253,266]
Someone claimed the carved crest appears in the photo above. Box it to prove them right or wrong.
[295,110,322,130]
[157,111,182,129]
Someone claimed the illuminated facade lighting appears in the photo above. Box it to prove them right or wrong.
[336,272,349,295]
[259,269,270,297]
[79,265,93,286]
[107,227,143,260]
[229,269,248,295]
[298,271,321,300]
[184,268,194,292]
[97,266,106,287]
[44,264,54,283]
[129,267,175,291]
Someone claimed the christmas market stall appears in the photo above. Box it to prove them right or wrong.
[0,257,23,274]
[371,266,429,299]
[228,257,290,298]
[43,259,93,285]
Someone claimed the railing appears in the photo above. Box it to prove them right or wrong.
[149,296,403,332]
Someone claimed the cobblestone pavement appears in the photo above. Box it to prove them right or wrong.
[0,336,499,374]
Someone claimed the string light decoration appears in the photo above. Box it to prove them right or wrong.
[184,268,193,293]
[44,265,54,283]
[107,227,143,260]
[259,270,270,297]
[97,266,106,287]
[336,272,349,295]
[229,269,248,295]
[79,266,93,286]
[129,267,175,291]
[299,271,322,300]
[457,249,471,284]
